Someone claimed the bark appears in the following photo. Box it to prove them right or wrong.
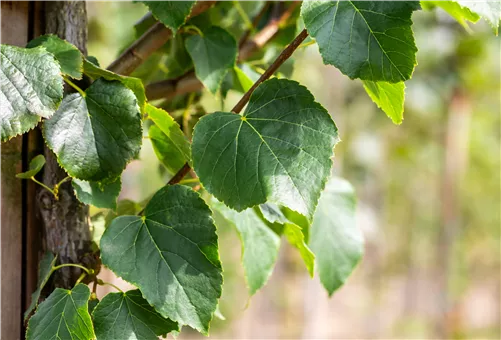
[39,1,96,289]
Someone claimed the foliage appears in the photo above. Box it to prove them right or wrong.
[0,1,498,339]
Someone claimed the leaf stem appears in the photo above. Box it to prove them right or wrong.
[97,279,124,293]
[52,263,93,275]
[75,272,87,285]
[183,25,204,37]
[233,1,254,33]
[63,77,86,97]
[179,178,199,185]
[31,177,56,196]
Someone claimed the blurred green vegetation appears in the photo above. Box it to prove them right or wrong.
[87,2,500,338]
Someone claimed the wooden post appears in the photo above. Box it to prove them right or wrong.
[0,0,29,340]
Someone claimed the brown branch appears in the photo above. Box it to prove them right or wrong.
[168,28,309,185]
[232,28,308,113]
[107,1,216,76]
[238,2,271,49]
[145,1,300,101]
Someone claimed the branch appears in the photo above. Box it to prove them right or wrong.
[145,1,301,101]
[107,1,216,76]
[169,27,309,184]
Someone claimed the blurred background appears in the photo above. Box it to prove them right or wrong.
[86,2,500,339]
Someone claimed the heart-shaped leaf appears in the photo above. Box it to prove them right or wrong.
[92,290,178,340]
[43,78,142,181]
[100,185,222,334]
[27,35,83,79]
[192,78,338,219]
[185,26,237,94]
[141,1,195,34]
[1,45,63,141]
[26,284,95,340]
[301,1,420,82]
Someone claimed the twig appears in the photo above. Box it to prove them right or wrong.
[107,1,216,76]
[167,28,309,185]
[145,2,300,101]
[238,2,271,48]
[232,28,308,113]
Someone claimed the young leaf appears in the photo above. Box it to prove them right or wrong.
[259,203,315,277]
[1,45,63,142]
[83,59,146,113]
[26,284,95,340]
[192,78,338,219]
[92,290,178,340]
[16,154,46,179]
[212,199,280,296]
[363,81,405,124]
[232,66,254,93]
[24,252,56,321]
[147,104,191,173]
[27,34,83,79]
[457,0,501,35]
[422,1,480,31]
[310,177,364,296]
[301,1,420,82]
[43,78,142,181]
[141,1,196,34]
[72,177,121,209]
[100,185,222,334]
[185,26,238,94]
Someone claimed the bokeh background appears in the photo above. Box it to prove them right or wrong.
[86,2,500,339]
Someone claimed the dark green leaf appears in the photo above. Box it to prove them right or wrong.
[88,298,99,315]
[100,185,222,334]
[363,80,405,124]
[147,103,191,174]
[185,26,238,94]
[301,1,420,82]
[192,78,338,219]
[27,34,83,79]
[83,59,146,113]
[44,78,142,181]
[26,284,95,340]
[24,252,56,320]
[310,177,364,296]
[16,154,46,179]
[142,1,196,34]
[92,290,178,340]
[1,45,63,142]
[72,177,121,209]
[212,199,280,296]
[163,35,194,79]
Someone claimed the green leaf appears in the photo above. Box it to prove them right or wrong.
[212,199,280,296]
[142,1,196,34]
[100,185,222,334]
[24,252,56,320]
[310,177,364,296]
[92,290,178,340]
[26,284,95,340]
[1,45,63,142]
[232,66,254,93]
[83,59,146,113]
[16,154,46,179]
[192,78,338,219]
[27,34,83,79]
[147,103,191,173]
[301,1,420,82]
[88,298,99,315]
[362,80,405,124]
[458,0,501,35]
[43,78,142,181]
[163,35,194,79]
[185,26,238,94]
[422,1,480,31]
[72,177,121,209]
[259,203,315,277]
[104,199,142,228]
